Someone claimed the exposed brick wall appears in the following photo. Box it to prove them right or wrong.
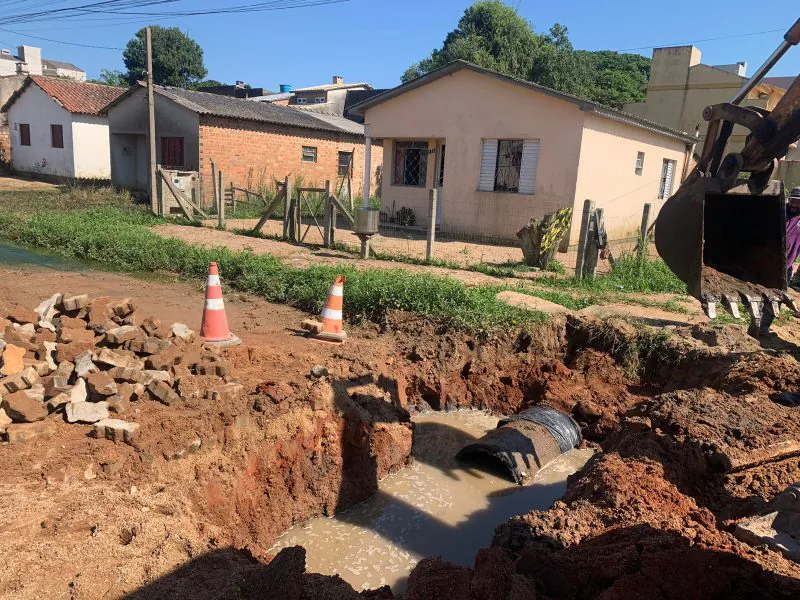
[198,115,383,206]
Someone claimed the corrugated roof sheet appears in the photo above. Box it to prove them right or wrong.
[148,85,364,135]
[41,58,83,72]
[294,82,372,92]
[1,75,124,115]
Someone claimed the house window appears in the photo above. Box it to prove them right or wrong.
[635,151,645,176]
[302,146,317,163]
[338,151,352,177]
[314,96,326,103]
[296,97,308,104]
[478,139,539,194]
[50,124,64,149]
[393,141,428,187]
[161,137,184,168]
[19,123,30,146]
[659,158,677,199]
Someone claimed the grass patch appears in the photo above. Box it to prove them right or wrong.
[0,205,546,333]
[580,319,679,378]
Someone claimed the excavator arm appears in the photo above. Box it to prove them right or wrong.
[655,18,800,336]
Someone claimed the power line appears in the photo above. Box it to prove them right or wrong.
[0,26,124,49]
[617,28,785,52]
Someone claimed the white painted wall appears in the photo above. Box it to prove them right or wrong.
[72,115,112,178]
[8,83,74,176]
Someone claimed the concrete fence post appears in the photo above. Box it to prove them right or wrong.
[638,202,652,257]
[426,189,438,261]
[575,199,595,280]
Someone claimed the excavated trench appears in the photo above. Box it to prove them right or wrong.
[223,313,800,599]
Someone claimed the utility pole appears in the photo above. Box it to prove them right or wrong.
[146,27,158,215]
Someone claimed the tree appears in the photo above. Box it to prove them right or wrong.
[192,79,225,90]
[123,26,207,88]
[401,1,650,109]
[88,68,127,87]
[577,50,650,108]
[402,1,538,83]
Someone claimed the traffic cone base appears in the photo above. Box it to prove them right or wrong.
[200,262,242,347]
[310,275,347,343]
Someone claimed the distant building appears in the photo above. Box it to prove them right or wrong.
[623,45,798,188]
[0,46,86,80]
[623,46,796,156]
[0,46,87,163]
[103,84,383,204]
[200,81,274,99]
[251,76,383,123]
[1,75,124,178]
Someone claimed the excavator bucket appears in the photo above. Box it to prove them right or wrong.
[655,178,787,314]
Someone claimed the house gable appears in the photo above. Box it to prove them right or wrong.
[7,82,75,177]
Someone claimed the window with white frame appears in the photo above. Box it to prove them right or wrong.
[478,139,539,194]
[635,151,645,176]
[658,158,676,199]
[314,96,326,103]
[296,97,308,104]
[393,141,428,186]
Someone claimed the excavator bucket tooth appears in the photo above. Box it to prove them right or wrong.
[740,294,764,338]
[701,294,718,319]
[721,294,741,319]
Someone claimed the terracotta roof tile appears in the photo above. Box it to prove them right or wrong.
[29,75,125,115]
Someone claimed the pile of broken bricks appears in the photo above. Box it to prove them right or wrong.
[0,293,244,445]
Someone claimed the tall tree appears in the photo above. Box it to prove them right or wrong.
[401,1,649,109]
[123,26,207,88]
[577,50,650,108]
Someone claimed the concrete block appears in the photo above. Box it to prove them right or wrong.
[74,350,98,378]
[147,380,180,406]
[105,325,143,345]
[55,341,95,364]
[1,344,26,376]
[0,390,47,422]
[8,307,39,325]
[67,379,87,404]
[35,293,62,322]
[65,401,109,424]
[93,418,139,444]
[86,371,117,396]
[45,392,70,413]
[171,323,195,341]
[5,421,57,443]
[95,348,140,369]
[209,382,244,402]
[61,294,90,312]
[0,366,39,394]
[58,327,96,344]
[0,407,11,432]
[108,298,135,318]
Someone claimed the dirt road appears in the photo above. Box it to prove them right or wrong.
[2,263,800,599]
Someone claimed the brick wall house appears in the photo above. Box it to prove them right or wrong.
[103,84,382,206]
[198,115,380,202]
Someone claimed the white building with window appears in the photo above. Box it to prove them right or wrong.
[353,61,696,243]
[1,75,123,179]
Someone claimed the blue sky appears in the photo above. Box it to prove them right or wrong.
[2,0,798,90]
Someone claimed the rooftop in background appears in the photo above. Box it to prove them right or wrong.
[294,75,373,93]
[1,75,124,115]
[199,81,274,99]
[0,45,85,79]
[102,83,365,136]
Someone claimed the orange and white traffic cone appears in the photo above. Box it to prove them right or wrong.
[313,275,347,343]
[200,262,241,347]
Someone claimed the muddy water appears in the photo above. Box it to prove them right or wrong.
[0,240,86,270]
[270,410,593,594]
